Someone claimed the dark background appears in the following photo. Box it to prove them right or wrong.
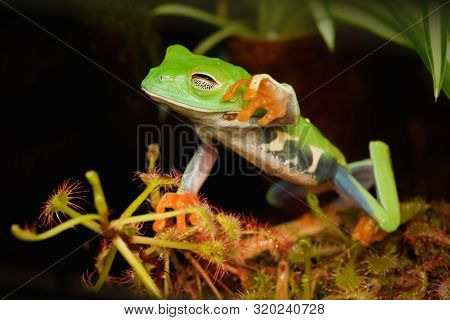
[1,0,449,298]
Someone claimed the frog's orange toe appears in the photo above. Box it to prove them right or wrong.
[257,107,286,126]
[153,192,201,233]
[230,77,289,126]
[153,219,167,233]
[222,78,250,101]
[236,99,258,123]
[352,215,386,246]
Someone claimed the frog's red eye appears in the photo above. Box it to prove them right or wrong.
[190,73,221,91]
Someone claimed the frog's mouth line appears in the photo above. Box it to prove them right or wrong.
[142,88,234,114]
[142,87,262,128]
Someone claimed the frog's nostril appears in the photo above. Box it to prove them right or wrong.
[158,74,174,82]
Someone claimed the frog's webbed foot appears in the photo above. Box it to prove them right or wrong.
[153,144,217,233]
[333,142,400,244]
[352,215,386,246]
[222,74,291,126]
[153,192,201,233]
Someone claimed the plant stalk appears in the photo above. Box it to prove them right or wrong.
[11,214,101,241]
[94,245,117,292]
[112,236,163,299]
[57,202,102,233]
[120,181,158,218]
[184,252,222,300]
[130,236,203,252]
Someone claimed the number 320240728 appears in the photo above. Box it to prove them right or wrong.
[253,303,325,315]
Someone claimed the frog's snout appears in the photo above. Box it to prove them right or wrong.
[142,67,176,92]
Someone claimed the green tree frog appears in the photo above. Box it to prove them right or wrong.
[141,45,400,244]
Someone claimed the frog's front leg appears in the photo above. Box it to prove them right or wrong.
[222,74,292,126]
[333,141,400,243]
[153,144,217,232]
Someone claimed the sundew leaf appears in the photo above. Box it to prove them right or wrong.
[423,0,449,100]
[366,253,398,275]
[334,262,361,292]
[395,271,428,299]
[308,0,335,51]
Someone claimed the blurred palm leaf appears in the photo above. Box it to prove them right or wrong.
[423,1,448,100]
[308,0,336,51]
[151,2,330,52]
[193,24,250,54]
[151,3,230,28]
[330,0,449,99]
[151,1,448,99]
[329,1,413,47]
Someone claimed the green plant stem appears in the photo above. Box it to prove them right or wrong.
[93,245,117,292]
[302,276,311,300]
[130,236,203,252]
[163,251,172,298]
[11,214,101,241]
[85,170,109,216]
[112,236,163,299]
[114,207,210,231]
[112,209,187,227]
[57,202,102,233]
[306,193,350,245]
[302,254,311,299]
[304,246,311,278]
[299,239,312,300]
[146,144,160,171]
[348,241,363,264]
[120,182,158,219]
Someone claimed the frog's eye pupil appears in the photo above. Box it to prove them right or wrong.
[191,73,221,91]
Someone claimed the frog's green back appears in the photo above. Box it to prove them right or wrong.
[283,117,346,165]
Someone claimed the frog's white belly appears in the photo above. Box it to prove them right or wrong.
[195,125,321,186]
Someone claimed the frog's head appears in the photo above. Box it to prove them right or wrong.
[142,45,257,127]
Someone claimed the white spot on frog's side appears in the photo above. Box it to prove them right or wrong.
[285,156,299,168]
[307,146,324,173]
[266,131,299,152]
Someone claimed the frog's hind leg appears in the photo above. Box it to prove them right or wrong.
[333,141,400,240]
[266,181,333,208]
[266,159,373,209]
[348,159,374,189]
